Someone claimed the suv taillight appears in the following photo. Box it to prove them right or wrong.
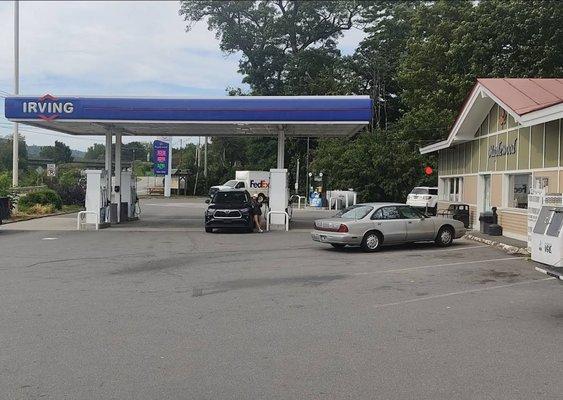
[337,224,349,233]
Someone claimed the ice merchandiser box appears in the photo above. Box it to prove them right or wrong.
[531,205,563,271]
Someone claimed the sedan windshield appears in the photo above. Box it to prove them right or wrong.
[335,205,373,219]
[213,191,249,204]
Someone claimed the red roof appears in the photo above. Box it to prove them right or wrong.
[478,78,563,115]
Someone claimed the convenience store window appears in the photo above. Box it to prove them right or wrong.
[507,173,531,209]
[441,177,463,202]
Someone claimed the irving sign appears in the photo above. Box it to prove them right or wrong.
[21,94,74,121]
[488,138,517,158]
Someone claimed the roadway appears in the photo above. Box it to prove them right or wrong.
[0,197,561,399]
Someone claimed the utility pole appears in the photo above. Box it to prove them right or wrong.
[12,0,19,187]
[203,136,208,178]
[305,137,310,202]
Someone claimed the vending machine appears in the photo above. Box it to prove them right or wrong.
[532,205,563,282]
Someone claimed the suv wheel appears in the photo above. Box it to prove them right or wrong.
[361,231,382,252]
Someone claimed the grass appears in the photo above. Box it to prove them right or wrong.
[9,204,84,221]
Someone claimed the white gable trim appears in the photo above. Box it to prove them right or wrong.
[420,83,563,154]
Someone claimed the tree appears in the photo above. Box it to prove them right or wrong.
[178,0,563,200]
[122,142,150,162]
[39,141,73,164]
[84,143,106,160]
[0,136,28,172]
[180,0,362,95]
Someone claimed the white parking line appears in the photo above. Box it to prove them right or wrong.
[372,277,554,309]
[413,244,487,252]
[353,257,522,276]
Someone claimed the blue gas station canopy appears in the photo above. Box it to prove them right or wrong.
[4,95,372,137]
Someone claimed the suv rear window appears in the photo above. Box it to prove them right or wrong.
[411,188,429,194]
[213,191,249,204]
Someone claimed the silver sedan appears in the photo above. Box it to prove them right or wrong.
[311,203,466,252]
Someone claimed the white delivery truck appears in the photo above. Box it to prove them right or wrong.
[208,171,270,203]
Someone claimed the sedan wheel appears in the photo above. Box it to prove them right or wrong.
[361,232,382,252]
[436,226,454,246]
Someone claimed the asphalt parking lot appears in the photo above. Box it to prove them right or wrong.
[1,197,562,399]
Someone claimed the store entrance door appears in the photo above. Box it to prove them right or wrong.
[482,174,491,212]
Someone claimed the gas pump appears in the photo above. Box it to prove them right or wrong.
[120,171,139,220]
[268,169,292,229]
[85,169,110,224]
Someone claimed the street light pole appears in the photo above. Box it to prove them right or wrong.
[12,0,19,187]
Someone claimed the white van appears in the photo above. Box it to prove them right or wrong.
[209,171,270,202]
[406,186,439,214]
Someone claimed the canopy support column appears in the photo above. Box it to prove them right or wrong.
[277,130,285,169]
[115,131,122,223]
[104,131,112,223]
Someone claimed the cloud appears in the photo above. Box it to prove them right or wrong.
[0,1,364,150]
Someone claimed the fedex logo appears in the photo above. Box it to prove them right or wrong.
[250,179,269,189]
[22,94,74,121]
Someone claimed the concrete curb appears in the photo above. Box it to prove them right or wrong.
[464,233,530,256]
[1,209,82,225]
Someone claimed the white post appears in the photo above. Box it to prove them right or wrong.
[115,131,122,223]
[164,138,171,198]
[12,0,19,187]
[295,158,299,192]
[277,130,285,169]
[105,131,112,223]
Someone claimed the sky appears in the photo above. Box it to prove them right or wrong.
[0,1,365,151]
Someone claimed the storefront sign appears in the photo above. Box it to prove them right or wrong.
[152,140,169,175]
[21,94,75,121]
[488,138,517,158]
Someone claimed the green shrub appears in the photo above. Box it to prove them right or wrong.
[0,171,11,197]
[45,167,85,206]
[18,189,63,211]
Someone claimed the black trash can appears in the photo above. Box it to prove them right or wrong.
[0,197,11,223]
[479,211,495,234]
[488,224,503,236]
[450,203,470,228]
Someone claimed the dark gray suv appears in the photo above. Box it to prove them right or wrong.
[205,189,254,233]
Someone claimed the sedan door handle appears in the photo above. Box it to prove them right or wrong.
[408,221,413,224]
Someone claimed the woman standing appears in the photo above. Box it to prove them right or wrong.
[250,193,263,233]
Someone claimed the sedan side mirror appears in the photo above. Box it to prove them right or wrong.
[205,199,210,204]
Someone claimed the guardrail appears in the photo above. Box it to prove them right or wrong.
[77,211,99,231]
[266,210,289,232]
